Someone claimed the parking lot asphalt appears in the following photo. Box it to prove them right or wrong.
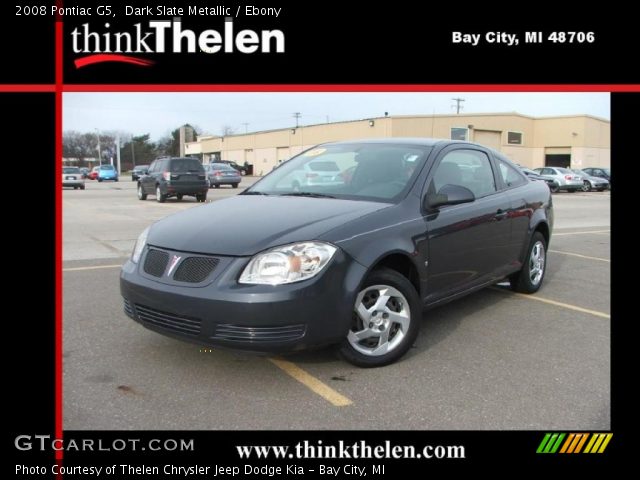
[63,181,610,430]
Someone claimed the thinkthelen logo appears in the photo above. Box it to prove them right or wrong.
[536,433,613,454]
[71,17,285,68]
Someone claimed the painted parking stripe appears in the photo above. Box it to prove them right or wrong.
[268,358,352,407]
[550,250,610,263]
[492,288,610,319]
[553,229,610,236]
[63,264,122,272]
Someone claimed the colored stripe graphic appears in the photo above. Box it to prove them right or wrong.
[538,433,612,454]
[74,54,155,68]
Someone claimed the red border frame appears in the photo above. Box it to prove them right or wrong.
[2,16,634,459]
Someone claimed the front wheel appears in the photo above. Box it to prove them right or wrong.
[339,268,421,367]
[509,231,547,294]
[582,181,591,192]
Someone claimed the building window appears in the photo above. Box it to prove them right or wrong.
[450,127,468,141]
[507,131,523,145]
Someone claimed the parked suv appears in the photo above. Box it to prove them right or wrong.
[131,164,149,181]
[137,157,208,203]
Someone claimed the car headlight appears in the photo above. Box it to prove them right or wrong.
[239,242,337,285]
[131,226,150,264]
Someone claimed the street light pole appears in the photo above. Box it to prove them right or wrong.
[95,128,102,165]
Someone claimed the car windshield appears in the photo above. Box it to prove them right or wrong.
[63,167,80,173]
[245,143,432,202]
[100,165,114,170]
[603,168,610,175]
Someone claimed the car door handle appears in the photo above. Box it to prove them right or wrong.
[494,209,508,220]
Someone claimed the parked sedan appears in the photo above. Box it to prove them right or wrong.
[88,166,100,180]
[521,167,560,192]
[121,139,552,367]
[570,169,609,192]
[62,166,85,190]
[581,167,611,185]
[131,164,149,181]
[97,164,118,182]
[533,167,583,192]
[205,163,241,188]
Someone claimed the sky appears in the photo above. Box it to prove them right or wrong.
[64,92,610,141]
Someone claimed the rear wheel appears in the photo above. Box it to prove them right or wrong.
[196,193,207,202]
[214,184,220,189]
[98,178,103,182]
[232,183,239,188]
[137,184,147,200]
[176,194,183,201]
[509,231,547,294]
[339,268,421,367]
[156,185,166,203]
[80,185,85,190]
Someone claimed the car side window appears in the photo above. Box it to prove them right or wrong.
[540,168,552,175]
[148,161,157,173]
[497,159,527,188]
[430,149,496,198]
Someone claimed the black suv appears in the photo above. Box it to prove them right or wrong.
[137,157,208,203]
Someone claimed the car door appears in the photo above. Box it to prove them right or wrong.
[422,146,513,302]
[141,160,157,193]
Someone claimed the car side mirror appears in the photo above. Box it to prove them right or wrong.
[425,184,475,210]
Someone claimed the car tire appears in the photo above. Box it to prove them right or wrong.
[115,178,119,182]
[176,194,183,201]
[582,181,591,192]
[232,183,239,188]
[509,231,547,294]
[550,184,559,193]
[80,185,85,190]
[137,184,147,200]
[98,178,103,182]
[196,193,207,202]
[339,268,421,368]
[156,185,166,203]
[214,184,220,188]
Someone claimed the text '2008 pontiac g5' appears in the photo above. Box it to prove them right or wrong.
[121,139,553,367]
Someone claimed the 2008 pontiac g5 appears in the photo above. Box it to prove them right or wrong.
[121,139,553,367]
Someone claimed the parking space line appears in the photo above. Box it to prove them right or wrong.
[268,358,353,407]
[492,288,610,319]
[63,264,122,272]
[553,229,610,236]
[550,250,610,263]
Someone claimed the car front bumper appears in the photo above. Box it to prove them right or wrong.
[120,248,366,353]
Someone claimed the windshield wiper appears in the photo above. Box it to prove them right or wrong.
[280,192,335,198]
[242,190,269,195]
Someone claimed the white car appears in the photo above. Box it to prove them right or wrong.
[62,166,85,190]
[280,160,343,190]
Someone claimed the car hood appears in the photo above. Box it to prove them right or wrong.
[147,195,391,256]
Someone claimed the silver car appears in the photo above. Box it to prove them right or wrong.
[62,166,85,190]
[533,167,583,192]
[570,169,610,192]
[205,163,242,188]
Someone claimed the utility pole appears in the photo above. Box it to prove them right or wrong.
[293,112,301,128]
[451,97,465,114]
[242,123,249,133]
[95,128,102,165]
[116,135,121,176]
[131,138,136,167]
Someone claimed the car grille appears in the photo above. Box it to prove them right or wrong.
[212,324,306,343]
[123,298,133,317]
[173,257,220,283]
[144,249,169,277]
[134,304,202,336]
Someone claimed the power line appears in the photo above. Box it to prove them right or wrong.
[293,112,301,128]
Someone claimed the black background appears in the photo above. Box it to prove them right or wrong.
[2,1,631,474]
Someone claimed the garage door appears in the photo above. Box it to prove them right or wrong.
[545,154,571,167]
[473,130,502,151]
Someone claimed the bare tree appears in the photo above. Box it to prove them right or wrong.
[220,125,235,136]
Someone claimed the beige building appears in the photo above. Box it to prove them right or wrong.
[185,113,610,175]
